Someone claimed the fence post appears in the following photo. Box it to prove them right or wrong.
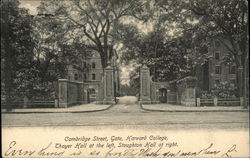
[23,96,28,108]
[214,97,218,106]
[54,99,58,108]
[197,98,200,107]
[240,97,244,106]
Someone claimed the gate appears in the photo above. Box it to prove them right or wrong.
[159,88,167,103]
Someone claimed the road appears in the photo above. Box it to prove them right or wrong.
[2,96,249,130]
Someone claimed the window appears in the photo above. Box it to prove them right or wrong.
[230,79,236,87]
[83,62,87,68]
[215,51,220,60]
[229,65,236,74]
[92,74,96,80]
[92,62,96,69]
[84,74,87,80]
[88,88,96,94]
[74,74,78,80]
[215,65,221,74]
[215,79,220,85]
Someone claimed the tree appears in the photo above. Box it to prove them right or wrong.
[1,0,35,110]
[119,84,138,96]
[129,67,140,96]
[155,0,248,98]
[121,25,191,82]
[37,0,149,69]
[119,0,203,84]
[24,13,94,100]
[188,0,249,97]
[32,13,83,82]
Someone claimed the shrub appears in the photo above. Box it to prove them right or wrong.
[201,81,237,98]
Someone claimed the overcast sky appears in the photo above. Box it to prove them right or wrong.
[19,0,40,15]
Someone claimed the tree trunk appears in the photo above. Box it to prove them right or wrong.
[234,45,245,98]
[237,66,244,97]
[3,3,13,111]
[99,49,108,74]
[235,59,243,98]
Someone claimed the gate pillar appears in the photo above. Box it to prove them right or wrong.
[139,65,151,104]
[58,79,68,108]
[103,66,115,104]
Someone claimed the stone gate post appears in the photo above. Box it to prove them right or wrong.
[139,65,151,104]
[103,66,115,104]
[58,79,68,108]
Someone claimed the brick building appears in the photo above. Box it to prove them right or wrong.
[197,37,237,91]
[65,48,120,103]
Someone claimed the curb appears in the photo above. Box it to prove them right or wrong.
[140,104,249,112]
[1,104,114,114]
[3,121,249,128]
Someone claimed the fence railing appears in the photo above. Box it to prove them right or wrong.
[197,97,249,106]
[198,98,214,106]
[1,100,55,108]
[167,101,177,104]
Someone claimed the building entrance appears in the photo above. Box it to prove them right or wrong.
[87,88,96,103]
[159,88,167,103]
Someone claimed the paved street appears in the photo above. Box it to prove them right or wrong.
[2,96,249,130]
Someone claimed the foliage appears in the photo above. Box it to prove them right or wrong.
[15,8,92,99]
[119,84,137,96]
[119,1,206,82]
[121,26,192,82]
[201,82,237,98]
[128,67,140,95]
[1,0,74,104]
[37,0,150,68]
[1,0,35,73]
[1,0,248,108]
[1,0,35,109]
[187,0,249,96]
[176,76,198,88]
[13,67,55,99]
[121,0,248,97]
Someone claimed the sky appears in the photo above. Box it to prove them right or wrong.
[120,66,136,85]
[19,0,40,15]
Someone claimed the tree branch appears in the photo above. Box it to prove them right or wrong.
[98,20,107,38]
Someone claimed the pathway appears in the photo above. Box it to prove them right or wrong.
[108,96,143,113]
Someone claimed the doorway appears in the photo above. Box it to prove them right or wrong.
[87,88,96,103]
[159,88,167,103]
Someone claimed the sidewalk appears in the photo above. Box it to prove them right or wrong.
[141,104,249,112]
[1,103,113,113]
